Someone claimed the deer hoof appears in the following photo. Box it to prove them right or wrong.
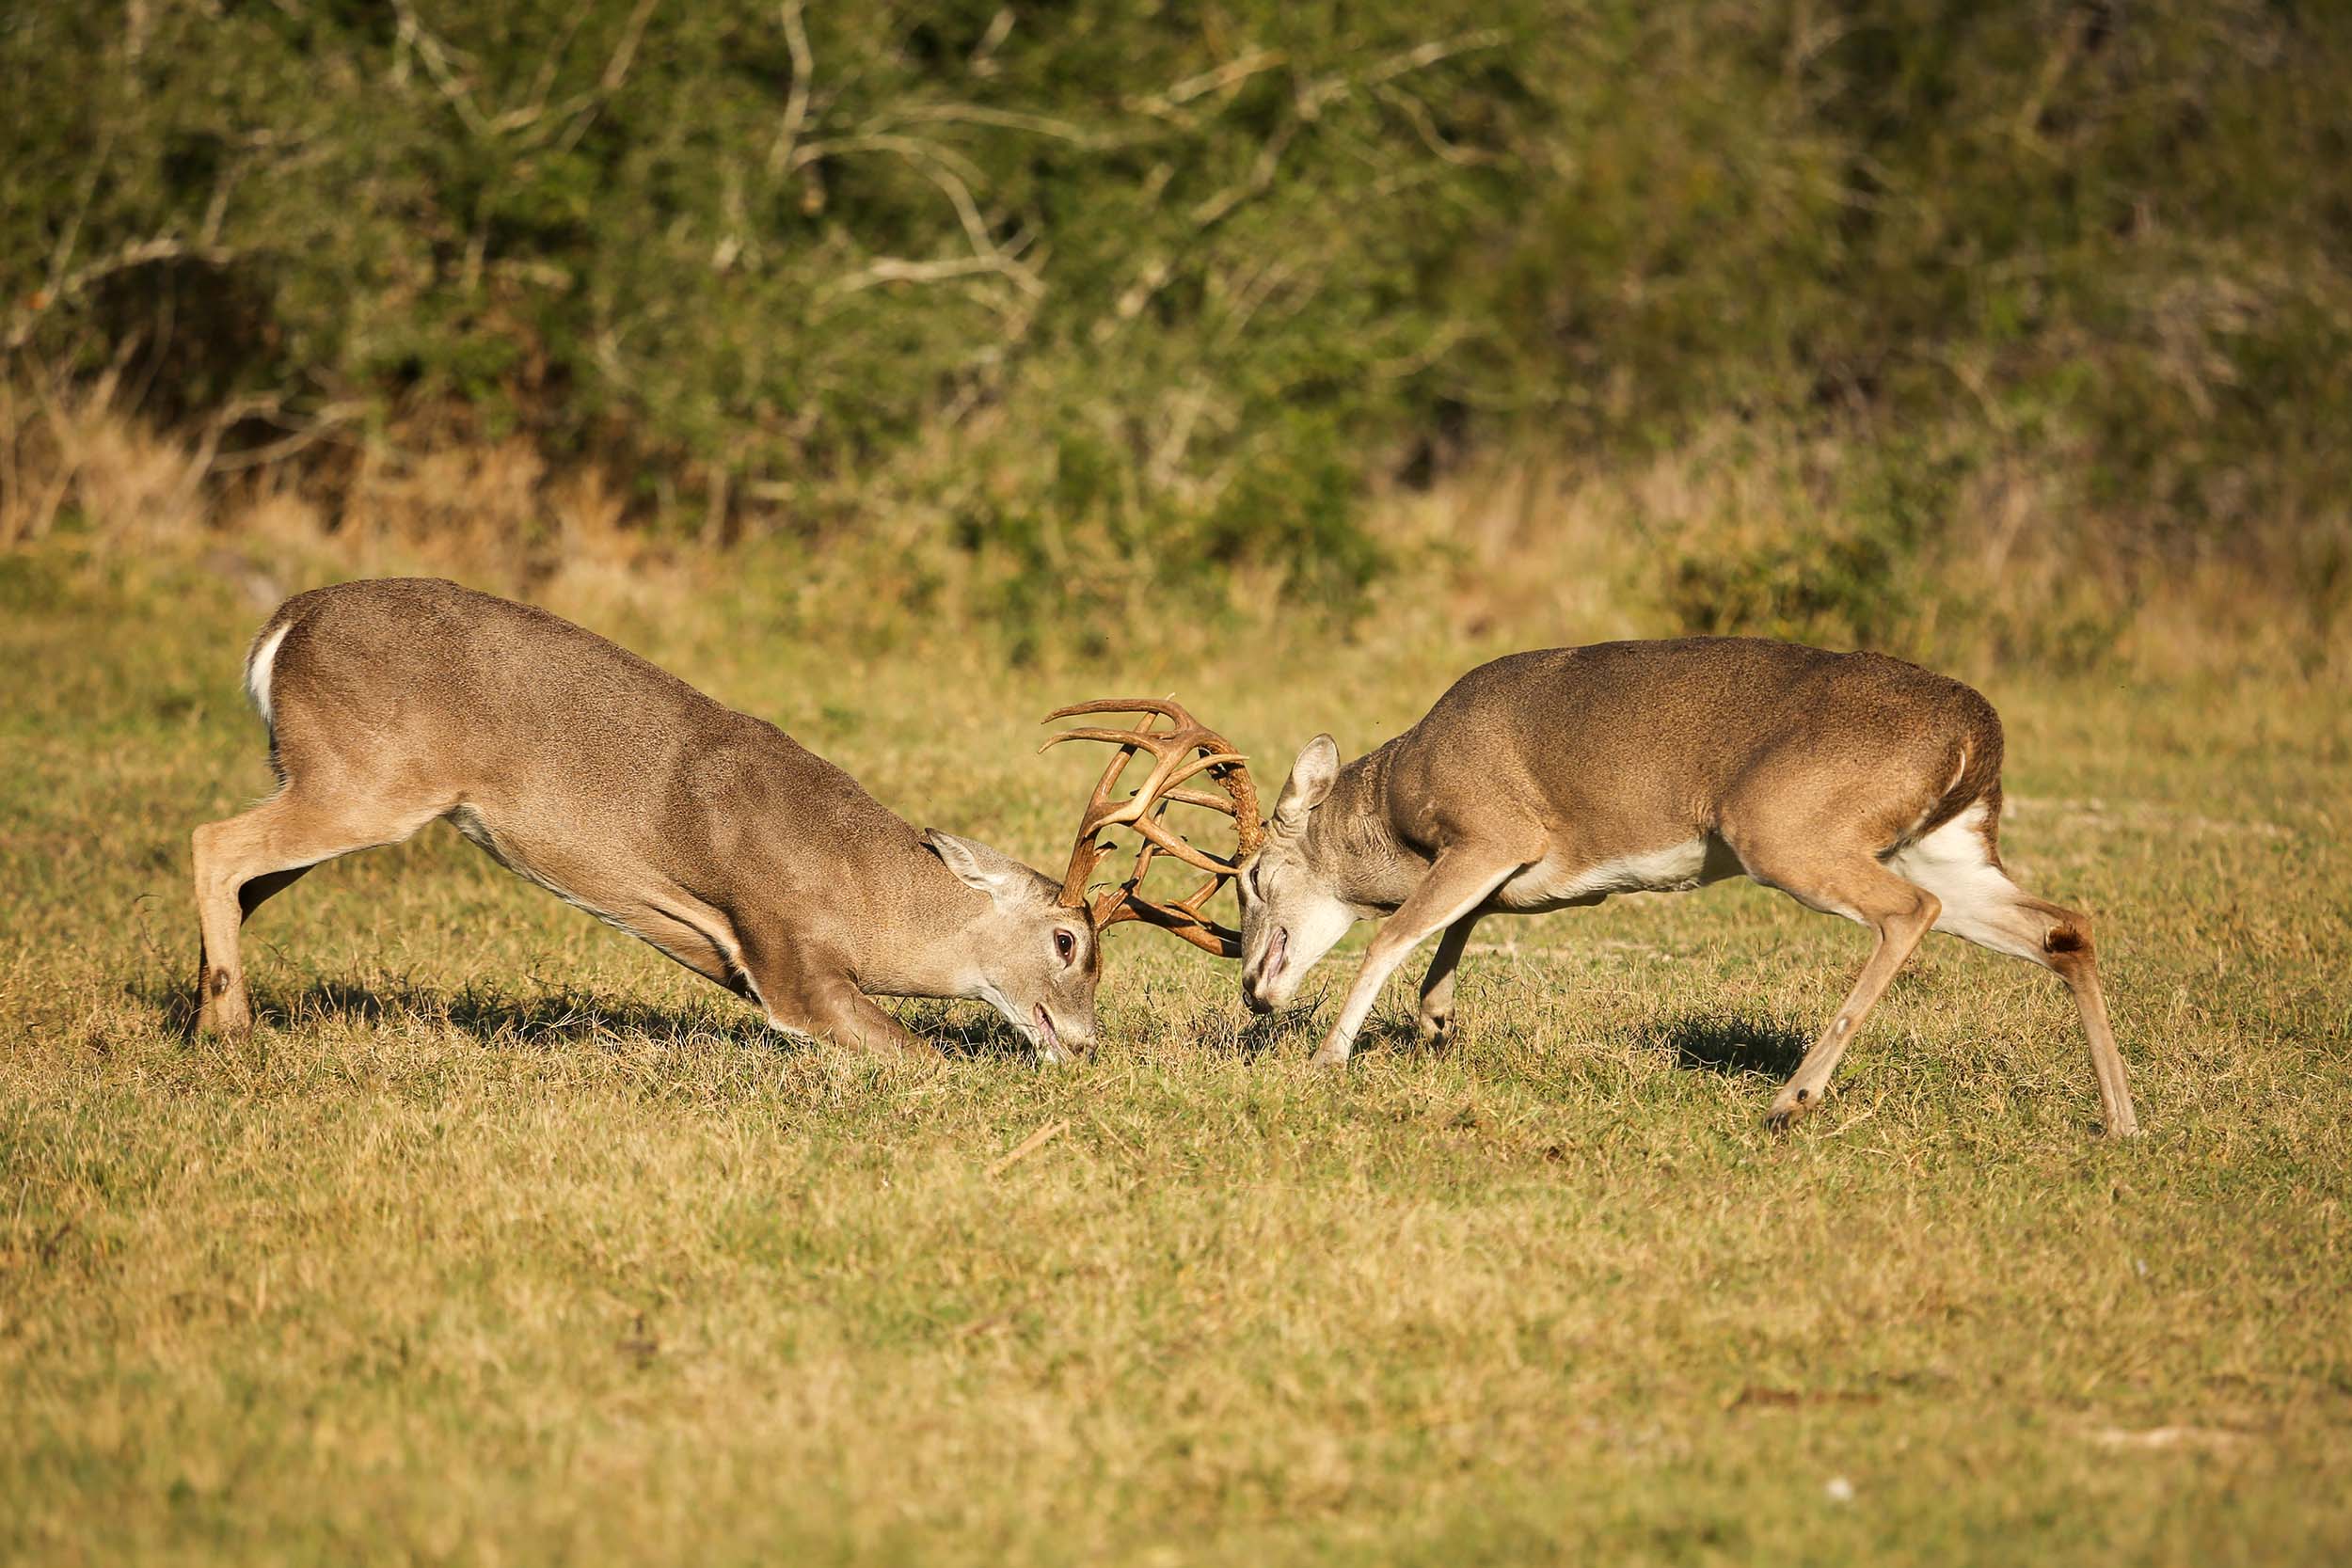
[197,990,253,1041]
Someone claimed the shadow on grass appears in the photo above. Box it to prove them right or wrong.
[1180,977,1343,1061]
[131,974,1031,1060]
[1222,1008,1327,1060]
[1644,1012,1811,1080]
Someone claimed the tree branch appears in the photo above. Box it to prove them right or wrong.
[765,0,815,177]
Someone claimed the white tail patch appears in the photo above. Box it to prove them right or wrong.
[1885,802,2043,961]
[244,622,293,729]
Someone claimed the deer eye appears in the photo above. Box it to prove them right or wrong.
[1054,929,1077,963]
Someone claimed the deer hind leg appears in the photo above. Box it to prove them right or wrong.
[1735,843,1942,1130]
[1887,805,2139,1136]
[193,785,444,1038]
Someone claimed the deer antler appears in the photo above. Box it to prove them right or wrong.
[1041,696,1263,958]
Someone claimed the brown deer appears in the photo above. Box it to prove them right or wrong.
[193,578,1256,1056]
[1233,639,2139,1134]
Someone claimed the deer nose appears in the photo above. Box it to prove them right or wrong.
[1244,928,1289,1011]
[1034,1004,1099,1062]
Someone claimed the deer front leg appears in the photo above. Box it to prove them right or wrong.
[1313,851,1524,1068]
[802,975,932,1057]
[763,977,931,1056]
[737,936,930,1057]
[1415,911,1483,1050]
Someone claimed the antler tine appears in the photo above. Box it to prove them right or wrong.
[1038,724,1174,753]
[1041,695,1261,949]
[1127,811,1235,876]
[1113,868,1243,957]
[1041,695,1205,726]
[1067,750,1248,841]
[1089,833,1161,930]
[1057,738,1143,909]
[1115,896,1239,956]
[1160,787,1239,818]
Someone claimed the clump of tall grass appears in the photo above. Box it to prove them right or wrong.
[6,370,2338,683]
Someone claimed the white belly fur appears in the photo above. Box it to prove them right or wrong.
[1498,834,1741,911]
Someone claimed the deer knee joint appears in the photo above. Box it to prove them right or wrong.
[2043,912,2095,975]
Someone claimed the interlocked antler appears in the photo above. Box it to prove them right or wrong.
[1041,696,1263,958]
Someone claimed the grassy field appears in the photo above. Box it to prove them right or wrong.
[4,546,2349,1565]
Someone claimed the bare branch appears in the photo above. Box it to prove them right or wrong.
[1298,28,1509,119]
[495,0,597,134]
[1359,28,1508,90]
[765,0,815,178]
[389,0,492,137]
[551,0,664,152]
[790,132,985,188]
[1213,253,1310,349]
[1131,48,1286,117]
[598,0,661,93]
[870,103,1095,146]
[42,125,120,308]
[1187,119,1297,229]
[1374,82,1507,168]
[968,8,1014,76]
[8,237,240,352]
[828,255,1009,294]
[207,402,367,473]
[1170,28,1509,244]
[797,135,1043,299]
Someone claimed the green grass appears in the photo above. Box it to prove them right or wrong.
[4,548,2349,1565]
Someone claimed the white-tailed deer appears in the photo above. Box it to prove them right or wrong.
[194,579,1257,1056]
[1234,639,2139,1135]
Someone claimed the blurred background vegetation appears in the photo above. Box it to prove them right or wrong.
[3,0,2346,671]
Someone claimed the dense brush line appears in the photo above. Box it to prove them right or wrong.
[2,2,2347,653]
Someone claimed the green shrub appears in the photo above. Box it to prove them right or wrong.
[4,0,2348,642]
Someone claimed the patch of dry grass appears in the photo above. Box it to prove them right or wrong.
[3,546,2348,1564]
[7,374,2345,689]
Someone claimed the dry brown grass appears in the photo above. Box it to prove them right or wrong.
[3,544,2348,1565]
[6,374,2342,684]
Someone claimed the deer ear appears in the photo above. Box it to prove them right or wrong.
[922,830,1036,907]
[1272,735,1339,834]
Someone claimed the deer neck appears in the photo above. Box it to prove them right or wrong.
[1306,744,1426,913]
[847,827,1002,1001]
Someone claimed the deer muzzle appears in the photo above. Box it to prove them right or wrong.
[1243,927,1289,1013]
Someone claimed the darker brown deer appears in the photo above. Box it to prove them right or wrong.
[1234,639,2138,1135]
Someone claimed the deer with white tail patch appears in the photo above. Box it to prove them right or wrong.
[1234,639,2139,1135]
[194,579,1258,1057]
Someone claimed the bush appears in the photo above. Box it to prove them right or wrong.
[4,1,2348,641]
